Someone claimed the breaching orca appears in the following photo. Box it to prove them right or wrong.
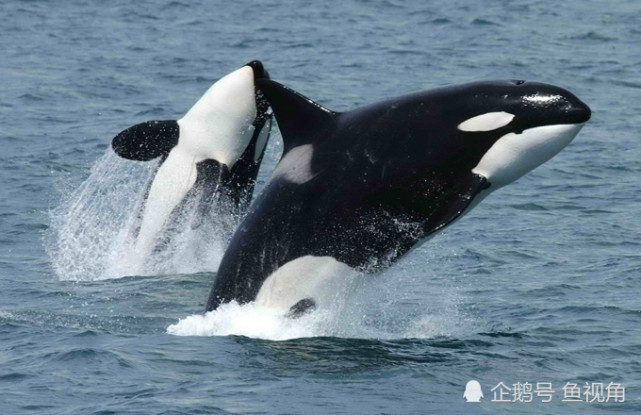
[111,61,272,273]
[205,78,591,314]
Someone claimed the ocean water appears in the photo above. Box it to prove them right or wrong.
[1,0,640,413]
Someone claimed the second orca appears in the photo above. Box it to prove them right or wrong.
[111,61,272,274]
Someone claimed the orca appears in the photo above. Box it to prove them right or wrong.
[205,78,591,313]
[111,61,272,273]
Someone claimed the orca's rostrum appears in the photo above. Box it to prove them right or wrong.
[206,78,591,315]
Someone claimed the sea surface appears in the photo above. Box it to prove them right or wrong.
[1,0,640,414]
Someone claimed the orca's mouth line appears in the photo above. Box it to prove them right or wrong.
[508,122,586,140]
[513,120,588,135]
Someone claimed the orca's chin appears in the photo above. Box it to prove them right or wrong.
[473,123,585,189]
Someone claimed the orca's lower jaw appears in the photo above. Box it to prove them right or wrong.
[472,123,586,189]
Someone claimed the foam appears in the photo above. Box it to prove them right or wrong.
[46,150,231,280]
[167,265,477,341]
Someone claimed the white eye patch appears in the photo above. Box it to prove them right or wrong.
[457,111,515,132]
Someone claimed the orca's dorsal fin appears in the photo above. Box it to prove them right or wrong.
[256,79,338,154]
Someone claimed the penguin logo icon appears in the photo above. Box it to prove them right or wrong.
[463,380,484,402]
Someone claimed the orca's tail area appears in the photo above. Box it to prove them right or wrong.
[285,298,317,319]
[112,120,180,161]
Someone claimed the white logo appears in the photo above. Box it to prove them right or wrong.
[464,380,484,402]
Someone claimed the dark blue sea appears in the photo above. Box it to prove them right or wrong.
[1,0,640,413]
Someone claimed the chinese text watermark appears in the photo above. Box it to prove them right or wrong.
[464,380,625,403]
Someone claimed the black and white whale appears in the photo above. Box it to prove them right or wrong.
[111,61,272,273]
[205,78,591,314]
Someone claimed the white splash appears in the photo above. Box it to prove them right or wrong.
[46,150,233,281]
[167,261,478,341]
[167,302,328,340]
